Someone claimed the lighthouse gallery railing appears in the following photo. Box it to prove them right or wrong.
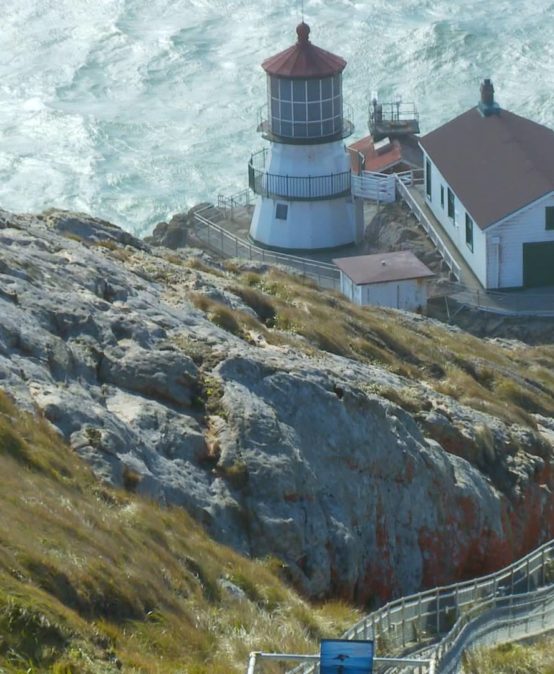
[248,148,352,201]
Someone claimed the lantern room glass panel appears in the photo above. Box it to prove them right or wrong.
[268,74,344,140]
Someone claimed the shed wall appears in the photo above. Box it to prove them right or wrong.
[340,273,429,310]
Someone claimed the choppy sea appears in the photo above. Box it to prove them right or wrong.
[2,0,554,235]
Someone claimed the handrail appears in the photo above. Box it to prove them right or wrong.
[218,189,252,213]
[192,206,340,291]
[369,101,420,123]
[248,150,351,201]
[394,176,462,281]
[290,539,554,674]
[351,172,396,202]
[247,651,434,674]
[434,584,554,673]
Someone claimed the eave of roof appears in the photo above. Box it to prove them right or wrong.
[420,107,554,229]
[333,251,435,285]
[262,31,346,79]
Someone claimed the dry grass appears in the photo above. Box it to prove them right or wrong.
[185,258,225,277]
[0,391,360,673]
[201,268,554,430]
[464,638,554,673]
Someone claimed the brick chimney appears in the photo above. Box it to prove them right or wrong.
[478,78,500,117]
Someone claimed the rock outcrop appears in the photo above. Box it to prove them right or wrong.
[0,207,553,603]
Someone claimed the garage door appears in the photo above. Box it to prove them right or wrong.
[523,242,554,287]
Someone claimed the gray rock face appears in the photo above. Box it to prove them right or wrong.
[144,211,196,249]
[0,207,552,603]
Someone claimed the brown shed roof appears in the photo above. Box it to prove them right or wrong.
[333,251,434,285]
[262,22,346,79]
[420,107,554,229]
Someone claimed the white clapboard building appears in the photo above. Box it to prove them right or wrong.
[334,251,434,311]
[420,79,554,289]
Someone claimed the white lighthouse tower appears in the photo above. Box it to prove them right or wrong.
[248,22,362,250]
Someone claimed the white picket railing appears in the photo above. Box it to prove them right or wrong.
[352,172,396,202]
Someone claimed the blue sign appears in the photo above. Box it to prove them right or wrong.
[320,639,374,674]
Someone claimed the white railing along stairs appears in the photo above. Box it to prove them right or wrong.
[246,539,554,674]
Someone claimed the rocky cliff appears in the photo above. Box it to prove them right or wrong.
[1,207,553,604]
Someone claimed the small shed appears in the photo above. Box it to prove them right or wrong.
[333,251,435,311]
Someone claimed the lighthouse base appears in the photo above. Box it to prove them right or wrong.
[250,196,362,251]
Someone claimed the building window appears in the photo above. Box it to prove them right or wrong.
[275,203,288,220]
[425,159,432,200]
[440,185,445,208]
[546,206,554,230]
[465,213,474,251]
[447,188,455,223]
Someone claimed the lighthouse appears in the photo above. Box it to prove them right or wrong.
[248,22,362,250]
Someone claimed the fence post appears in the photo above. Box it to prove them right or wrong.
[455,586,459,620]
[401,598,406,647]
[436,589,440,635]
[509,588,513,637]
[527,558,531,593]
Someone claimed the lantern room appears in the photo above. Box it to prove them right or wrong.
[260,22,352,144]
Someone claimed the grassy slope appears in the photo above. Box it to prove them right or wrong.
[0,392,359,674]
[464,638,554,673]
[187,264,554,431]
[2,244,552,673]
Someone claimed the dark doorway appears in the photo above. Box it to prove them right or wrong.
[523,241,554,287]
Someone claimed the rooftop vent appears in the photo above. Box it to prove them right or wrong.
[478,78,500,117]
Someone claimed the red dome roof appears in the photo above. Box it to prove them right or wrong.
[262,22,346,79]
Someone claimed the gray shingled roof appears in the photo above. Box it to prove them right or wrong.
[420,107,554,229]
[333,251,434,285]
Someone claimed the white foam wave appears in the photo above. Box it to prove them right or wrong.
[1,0,553,234]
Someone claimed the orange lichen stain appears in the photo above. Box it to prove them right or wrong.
[283,492,301,502]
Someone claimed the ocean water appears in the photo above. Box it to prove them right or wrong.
[1,0,554,236]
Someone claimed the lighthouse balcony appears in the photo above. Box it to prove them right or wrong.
[257,103,354,145]
[248,149,351,201]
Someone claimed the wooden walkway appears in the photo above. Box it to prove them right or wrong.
[407,185,481,289]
